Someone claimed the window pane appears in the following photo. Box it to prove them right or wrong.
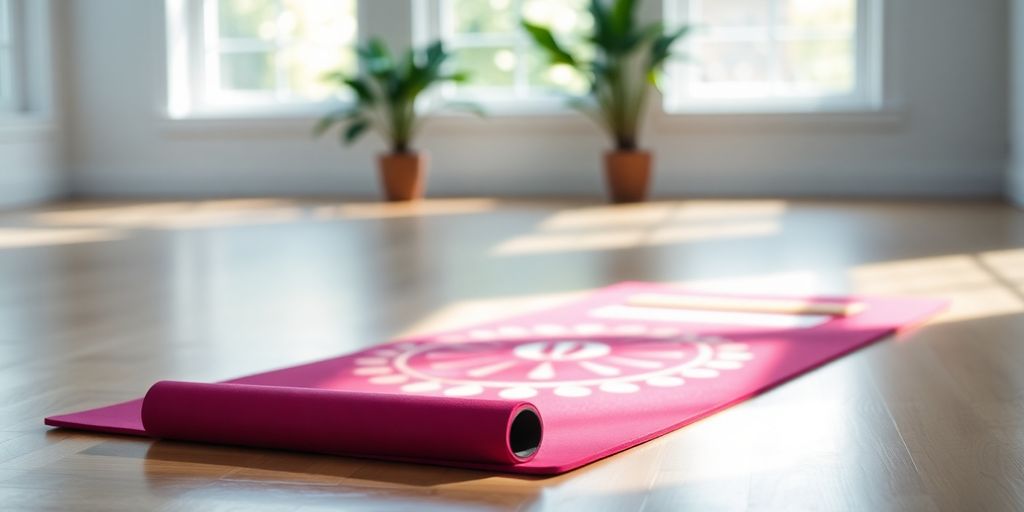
[670,0,861,107]
[277,0,358,97]
[780,0,855,31]
[450,0,517,35]
[454,47,516,88]
[528,57,588,95]
[218,0,277,40]
[284,0,358,51]
[220,52,275,90]
[691,40,775,98]
[700,0,771,28]
[521,0,590,36]
[779,39,853,93]
[210,0,357,103]
[280,44,356,98]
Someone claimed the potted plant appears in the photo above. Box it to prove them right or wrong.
[315,38,474,201]
[523,0,689,203]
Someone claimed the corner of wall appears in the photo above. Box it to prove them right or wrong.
[1010,163,1024,207]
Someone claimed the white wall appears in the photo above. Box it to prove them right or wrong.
[0,1,65,208]
[0,123,63,207]
[65,0,1009,200]
[1011,0,1024,206]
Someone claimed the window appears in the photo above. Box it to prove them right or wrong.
[166,0,885,118]
[423,0,591,107]
[168,0,358,117]
[665,0,881,112]
[0,0,18,111]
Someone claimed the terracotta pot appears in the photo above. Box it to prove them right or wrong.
[604,150,652,203]
[378,152,427,202]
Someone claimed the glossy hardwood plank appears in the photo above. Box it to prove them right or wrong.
[0,198,1022,511]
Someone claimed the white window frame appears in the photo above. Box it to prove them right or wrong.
[663,0,884,114]
[417,0,581,114]
[166,0,360,119]
[0,0,23,113]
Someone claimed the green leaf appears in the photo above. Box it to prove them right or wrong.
[313,107,360,137]
[365,38,392,62]
[440,71,470,83]
[639,21,666,45]
[321,70,349,84]
[313,115,336,138]
[521,22,578,67]
[610,0,635,38]
[403,47,416,72]
[323,38,468,150]
[424,41,445,66]
[359,38,396,79]
[616,17,659,54]
[343,118,370,145]
[649,25,690,71]
[390,40,455,103]
[588,0,613,49]
[344,78,375,106]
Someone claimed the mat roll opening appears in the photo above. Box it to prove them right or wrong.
[509,407,543,461]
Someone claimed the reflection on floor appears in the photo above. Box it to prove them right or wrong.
[493,201,786,255]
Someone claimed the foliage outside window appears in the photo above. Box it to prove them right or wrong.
[437,0,593,103]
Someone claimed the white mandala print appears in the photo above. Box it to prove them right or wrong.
[352,323,753,399]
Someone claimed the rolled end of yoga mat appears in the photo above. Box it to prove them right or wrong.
[140,381,542,465]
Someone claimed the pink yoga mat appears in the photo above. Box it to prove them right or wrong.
[45,282,945,475]
[142,381,542,465]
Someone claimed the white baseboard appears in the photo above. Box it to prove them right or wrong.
[70,164,1006,201]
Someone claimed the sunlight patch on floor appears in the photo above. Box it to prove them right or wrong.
[494,222,780,256]
[850,253,1024,323]
[538,200,788,231]
[494,201,785,256]
[32,199,305,229]
[0,227,125,249]
[314,198,501,220]
[978,248,1024,284]
[28,198,502,229]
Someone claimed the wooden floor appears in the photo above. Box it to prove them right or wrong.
[1,198,1023,511]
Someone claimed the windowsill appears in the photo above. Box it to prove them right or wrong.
[0,114,56,143]
[159,102,907,137]
[654,103,907,131]
[162,101,351,137]
[438,98,577,118]
[160,98,586,137]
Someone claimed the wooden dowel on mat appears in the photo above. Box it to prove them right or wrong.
[625,293,865,317]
